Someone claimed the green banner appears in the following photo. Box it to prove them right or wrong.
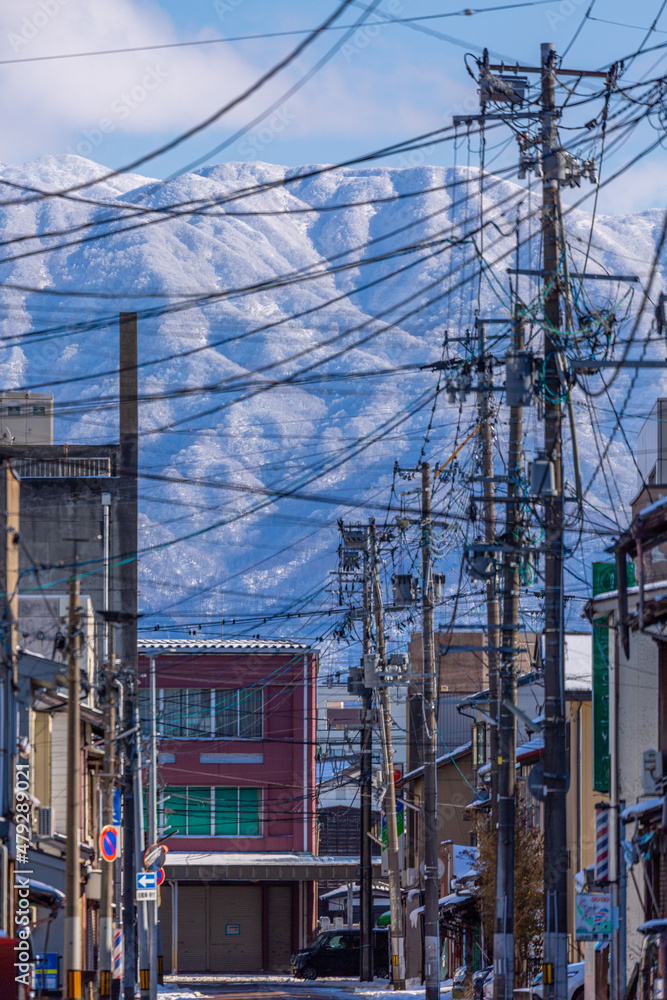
[591,561,635,793]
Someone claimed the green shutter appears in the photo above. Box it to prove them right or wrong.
[239,788,260,836]
[187,787,211,835]
[215,787,238,835]
[164,787,187,836]
[592,617,611,793]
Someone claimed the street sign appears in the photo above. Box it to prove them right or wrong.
[113,788,122,826]
[136,870,158,899]
[100,825,118,863]
[136,888,157,902]
[143,843,166,870]
[575,893,612,941]
[136,871,157,891]
[528,762,547,802]
[420,858,445,879]
[156,867,165,886]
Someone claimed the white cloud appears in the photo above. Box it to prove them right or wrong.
[0,0,262,161]
[0,0,467,168]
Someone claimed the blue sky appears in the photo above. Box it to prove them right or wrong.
[0,0,665,212]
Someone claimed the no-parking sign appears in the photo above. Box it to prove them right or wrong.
[100,825,119,863]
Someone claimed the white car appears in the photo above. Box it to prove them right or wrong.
[529,961,585,1000]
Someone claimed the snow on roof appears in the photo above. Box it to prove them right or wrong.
[402,742,471,782]
[516,735,544,761]
[165,851,374,867]
[138,638,311,653]
[620,797,665,822]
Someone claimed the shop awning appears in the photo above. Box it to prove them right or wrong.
[164,851,381,882]
[28,879,64,911]
[620,797,664,822]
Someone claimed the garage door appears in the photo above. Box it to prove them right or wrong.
[178,885,207,973]
[267,886,292,972]
[209,885,262,973]
[160,884,172,974]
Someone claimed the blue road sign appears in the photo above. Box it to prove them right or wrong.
[113,788,121,825]
[136,871,157,890]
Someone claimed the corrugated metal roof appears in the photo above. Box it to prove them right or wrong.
[137,637,311,653]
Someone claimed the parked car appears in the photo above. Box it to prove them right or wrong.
[529,961,585,1000]
[291,928,389,980]
[473,966,493,999]
[452,966,469,998]
[482,970,493,999]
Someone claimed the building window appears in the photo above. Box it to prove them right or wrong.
[7,406,20,415]
[139,687,263,739]
[163,786,261,837]
[215,787,261,836]
[215,689,262,739]
[32,406,46,415]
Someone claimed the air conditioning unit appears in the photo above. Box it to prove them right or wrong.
[643,749,663,796]
[37,807,55,838]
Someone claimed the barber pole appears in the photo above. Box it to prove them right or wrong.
[595,804,609,883]
[112,928,123,980]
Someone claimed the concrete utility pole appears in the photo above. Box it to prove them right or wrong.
[421,463,439,1000]
[540,42,568,1000]
[119,312,139,1000]
[370,520,405,990]
[135,690,149,999]
[148,657,158,1000]
[360,526,374,983]
[100,651,117,999]
[0,462,19,938]
[476,321,500,824]
[493,311,525,1000]
[65,571,82,1000]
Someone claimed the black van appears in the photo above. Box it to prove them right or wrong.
[291,928,389,980]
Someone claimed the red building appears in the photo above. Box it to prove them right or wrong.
[138,638,361,975]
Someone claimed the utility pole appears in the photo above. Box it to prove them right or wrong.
[477,320,500,822]
[100,651,117,1000]
[360,526,374,983]
[119,312,139,1000]
[65,571,82,1000]
[540,42,568,1000]
[135,690,149,999]
[493,310,525,1000]
[148,657,158,1000]
[421,463,439,1000]
[370,519,405,991]
[0,462,19,940]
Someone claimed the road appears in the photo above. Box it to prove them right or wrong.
[161,981,371,1000]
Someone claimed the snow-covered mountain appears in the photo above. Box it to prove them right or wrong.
[0,155,662,637]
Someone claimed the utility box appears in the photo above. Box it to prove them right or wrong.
[381,653,410,685]
[530,455,556,496]
[347,666,364,696]
[466,542,496,581]
[506,352,535,407]
[392,574,417,607]
[363,653,380,688]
